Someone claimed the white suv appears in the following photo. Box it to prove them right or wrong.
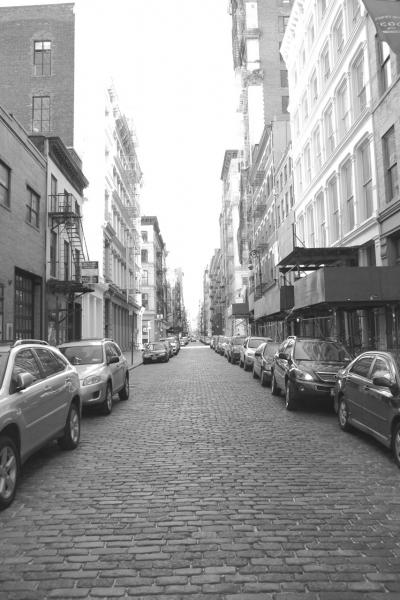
[239,336,273,371]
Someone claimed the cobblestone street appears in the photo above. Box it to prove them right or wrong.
[1,343,400,600]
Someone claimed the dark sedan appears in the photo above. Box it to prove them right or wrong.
[142,342,170,364]
[252,341,280,386]
[334,350,400,467]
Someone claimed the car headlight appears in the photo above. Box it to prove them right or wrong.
[82,375,102,386]
[293,369,314,381]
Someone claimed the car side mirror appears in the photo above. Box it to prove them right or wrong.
[278,352,288,360]
[372,375,395,390]
[13,372,35,392]
[254,351,261,357]
[108,356,119,364]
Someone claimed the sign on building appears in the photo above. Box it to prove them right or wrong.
[81,261,99,284]
[362,0,400,54]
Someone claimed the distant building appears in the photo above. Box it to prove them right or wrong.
[140,216,168,344]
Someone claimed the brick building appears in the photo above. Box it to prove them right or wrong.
[0,3,75,146]
[0,106,47,340]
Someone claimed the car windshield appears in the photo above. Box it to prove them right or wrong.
[232,336,245,345]
[265,342,280,356]
[146,343,165,351]
[60,345,103,365]
[294,340,351,362]
[0,349,10,387]
[249,338,268,348]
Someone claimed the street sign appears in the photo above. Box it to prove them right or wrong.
[81,261,99,284]
[82,275,98,284]
[81,261,98,269]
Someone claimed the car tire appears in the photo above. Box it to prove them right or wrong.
[271,372,280,396]
[118,374,129,401]
[0,435,19,511]
[260,370,268,387]
[101,383,113,416]
[58,403,81,450]
[392,422,400,468]
[228,355,231,363]
[338,398,351,431]
[285,381,297,411]
[252,367,258,379]
[244,360,250,372]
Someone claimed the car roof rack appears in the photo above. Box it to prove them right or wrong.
[12,339,49,347]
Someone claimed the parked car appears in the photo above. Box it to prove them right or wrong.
[0,339,81,510]
[334,350,400,467]
[59,338,129,415]
[239,336,273,371]
[271,336,352,411]
[252,341,280,385]
[142,342,170,364]
[180,336,189,346]
[161,339,173,357]
[218,336,229,356]
[226,335,246,364]
[160,336,180,355]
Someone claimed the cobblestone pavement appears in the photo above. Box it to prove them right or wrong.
[1,343,400,600]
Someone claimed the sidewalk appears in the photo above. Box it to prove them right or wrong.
[123,348,143,370]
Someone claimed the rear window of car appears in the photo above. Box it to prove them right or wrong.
[232,337,245,345]
[60,345,103,365]
[249,338,267,348]
[146,343,165,351]
[264,342,280,356]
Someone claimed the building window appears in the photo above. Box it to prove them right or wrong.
[32,95,50,133]
[278,15,290,33]
[141,249,148,263]
[64,240,70,281]
[142,269,148,285]
[245,1,258,29]
[337,80,350,139]
[50,231,57,277]
[341,160,355,233]
[310,71,318,105]
[141,231,148,242]
[246,38,260,71]
[0,284,3,340]
[333,13,344,59]
[379,40,393,94]
[321,45,330,84]
[282,96,289,114]
[304,143,312,185]
[315,191,326,246]
[352,52,366,115]
[306,204,315,247]
[318,0,327,21]
[0,160,10,208]
[297,214,305,245]
[328,176,340,243]
[15,271,35,339]
[302,92,308,121]
[142,293,149,309]
[313,126,322,172]
[280,70,288,87]
[295,160,303,194]
[324,105,335,158]
[307,18,315,49]
[33,40,51,76]
[359,140,373,218]
[383,126,399,203]
[26,187,40,228]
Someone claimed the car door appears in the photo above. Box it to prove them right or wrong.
[105,342,122,391]
[10,348,47,455]
[33,347,71,433]
[343,355,375,424]
[275,339,294,389]
[364,355,396,438]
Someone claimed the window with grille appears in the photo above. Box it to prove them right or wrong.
[359,140,373,218]
[383,126,399,203]
[341,160,355,233]
[15,271,35,339]
[0,160,10,208]
[33,40,51,76]
[26,187,40,228]
[32,95,50,132]
[328,177,340,242]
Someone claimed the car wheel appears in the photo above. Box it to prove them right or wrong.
[392,422,400,468]
[58,403,81,450]
[285,381,297,411]
[228,355,231,363]
[338,398,351,431]
[260,370,268,387]
[244,360,250,372]
[101,383,113,415]
[271,372,280,396]
[118,374,129,401]
[252,366,258,379]
[0,435,19,511]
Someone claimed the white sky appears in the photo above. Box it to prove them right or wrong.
[0,0,241,323]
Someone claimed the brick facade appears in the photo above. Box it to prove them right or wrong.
[0,3,75,146]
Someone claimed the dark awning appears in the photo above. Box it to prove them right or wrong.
[278,246,359,273]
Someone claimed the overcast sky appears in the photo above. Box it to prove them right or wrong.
[0,0,241,323]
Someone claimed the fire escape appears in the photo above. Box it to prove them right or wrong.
[48,193,91,294]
